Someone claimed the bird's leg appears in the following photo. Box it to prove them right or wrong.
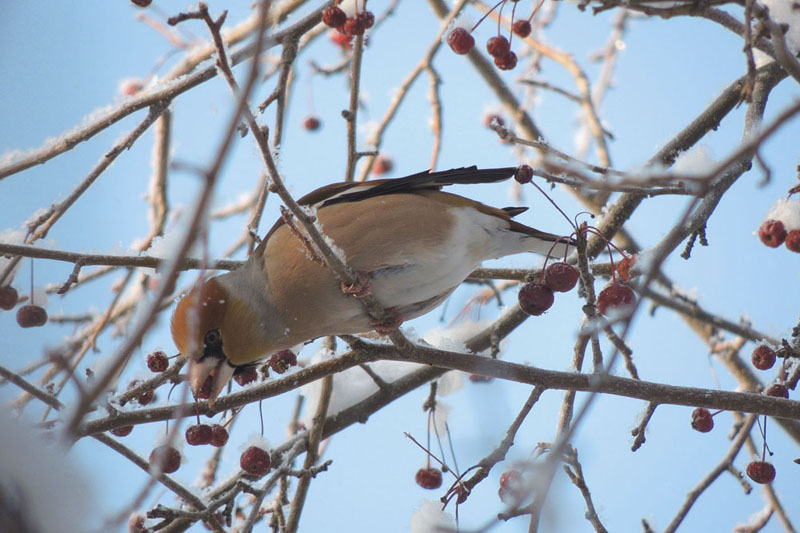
[341,271,372,299]
[371,307,404,335]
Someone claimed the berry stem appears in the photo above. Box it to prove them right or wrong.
[29,259,34,305]
[471,0,507,33]
[528,0,546,23]
[497,0,504,35]
[528,178,577,230]
[509,0,517,46]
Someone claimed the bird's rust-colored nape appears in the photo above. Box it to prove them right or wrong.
[170,277,229,360]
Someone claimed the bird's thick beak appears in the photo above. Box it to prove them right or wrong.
[188,358,235,407]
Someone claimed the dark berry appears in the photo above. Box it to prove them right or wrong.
[786,230,800,253]
[494,51,518,71]
[343,16,365,36]
[210,424,229,447]
[241,446,271,476]
[765,383,789,398]
[691,407,714,433]
[234,366,259,386]
[545,262,579,292]
[596,283,635,316]
[147,351,169,373]
[0,286,19,310]
[486,36,510,58]
[512,20,532,38]
[149,445,181,474]
[111,425,134,437]
[751,345,777,371]
[514,164,533,184]
[518,282,554,316]
[303,116,321,131]
[358,10,375,29]
[746,461,776,484]
[758,219,786,248]
[447,27,474,55]
[196,375,213,400]
[269,350,297,374]
[131,0,152,7]
[186,424,213,446]
[128,380,155,406]
[616,255,635,282]
[415,467,443,489]
[16,305,48,328]
[372,155,394,175]
[322,5,347,28]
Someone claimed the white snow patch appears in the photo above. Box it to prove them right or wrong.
[410,499,456,533]
[672,144,716,176]
[764,197,800,231]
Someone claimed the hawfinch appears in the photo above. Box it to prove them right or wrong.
[171,166,571,402]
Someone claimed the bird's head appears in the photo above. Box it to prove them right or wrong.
[170,276,255,405]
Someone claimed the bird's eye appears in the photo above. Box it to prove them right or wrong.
[204,329,222,347]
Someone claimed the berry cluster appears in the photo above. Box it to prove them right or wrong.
[1,284,48,328]
[446,0,543,71]
[757,198,800,253]
[322,1,374,39]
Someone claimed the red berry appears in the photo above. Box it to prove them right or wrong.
[498,469,525,503]
[0,286,18,310]
[372,155,394,175]
[758,219,786,248]
[329,30,353,49]
[234,366,259,386]
[518,282,554,316]
[196,375,213,400]
[149,445,181,474]
[128,380,155,406]
[616,255,635,282]
[786,230,800,253]
[691,407,714,433]
[269,350,297,374]
[447,27,474,55]
[415,467,443,489]
[746,461,776,484]
[545,262,579,292]
[514,164,533,184]
[111,425,134,437]
[751,345,777,371]
[358,10,375,29]
[494,51,518,71]
[486,36,510,58]
[512,20,532,38]
[241,446,271,476]
[343,16,365,36]
[303,116,321,131]
[186,424,213,446]
[765,383,789,398]
[210,424,229,447]
[147,351,169,373]
[322,5,347,28]
[596,283,635,316]
[16,305,48,328]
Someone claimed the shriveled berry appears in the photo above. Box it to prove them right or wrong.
[16,305,48,328]
[186,424,213,446]
[358,10,375,29]
[596,283,635,316]
[514,164,533,184]
[234,366,259,386]
[447,27,474,55]
[765,383,789,398]
[128,380,155,406]
[0,286,18,310]
[758,219,786,248]
[343,16,365,36]
[746,461,776,484]
[111,425,134,437]
[494,51,518,71]
[210,424,229,447]
[372,155,393,175]
[322,5,347,28]
[518,282,554,316]
[545,262,579,292]
[691,407,714,433]
[512,19,532,38]
[616,255,635,282]
[149,445,181,474]
[751,345,777,371]
[269,350,297,374]
[415,467,443,489]
[241,446,271,476]
[486,36,511,58]
[147,351,169,373]
[303,116,321,131]
[131,0,152,7]
[786,230,800,253]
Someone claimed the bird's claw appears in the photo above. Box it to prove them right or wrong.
[342,272,371,299]
[371,308,404,335]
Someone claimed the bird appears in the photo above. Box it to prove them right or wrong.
[171,166,572,403]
